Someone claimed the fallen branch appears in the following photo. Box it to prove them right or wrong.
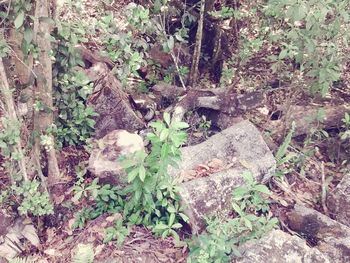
[172,89,265,122]
[268,104,350,139]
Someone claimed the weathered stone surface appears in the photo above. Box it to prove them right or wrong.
[0,218,39,260]
[287,204,350,262]
[88,130,144,185]
[174,120,276,233]
[327,173,350,228]
[235,229,329,263]
[0,209,12,236]
[87,72,145,139]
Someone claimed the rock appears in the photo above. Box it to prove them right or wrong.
[87,71,145,139]
[327,173,350,228]
[287,204,350,262]
[0,209,12,236]
[0,218,39,260]
[174,120,276,233]
[235,229,329,263]
[88,130,144,185]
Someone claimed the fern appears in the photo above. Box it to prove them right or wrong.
[72,243,95,263]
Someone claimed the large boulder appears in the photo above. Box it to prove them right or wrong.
[88,130,144,185]
[173,120,276,233]
[327,173,350,228]
[235,229,329,263]
[287,204,350,262]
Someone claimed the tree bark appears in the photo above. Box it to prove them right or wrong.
[33,0,60,186]
[0,58,28,181]
[189,0,205,86]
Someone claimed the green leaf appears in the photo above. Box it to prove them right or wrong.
[279,49,288,60]
[241,171,254,185]
[163,112,171,126]
[139,165,146,182]
[159,128,169,141]
[253,185,271,195]
[167,205,176,213]
[232,202,242,215]
[244,218,253,230]
[172,223,182,229]
[127,168,139,183]
[167,36,175,50]
[168,213,175,226]
[24,28,33,44]
[154,223,168,231]
[171,121,189,130]
[14,11,25,29]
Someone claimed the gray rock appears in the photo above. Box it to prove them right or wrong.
[175,120,276,233]
[327,173,350,228]
[88,130,144,185]
[235,229,329,263]
[287,204,350,262]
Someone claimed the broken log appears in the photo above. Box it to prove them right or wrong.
[287,204,350,262]
[268,104,350,138]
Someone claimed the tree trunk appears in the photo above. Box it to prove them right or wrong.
[0,58,28,182]
[33,0,60,186]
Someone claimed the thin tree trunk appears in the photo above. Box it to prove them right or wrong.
[33,0,60,186]
[0,58,28,181]
[189,0,205,86]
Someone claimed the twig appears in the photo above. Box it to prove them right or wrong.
[9,46,37,79]
[158,15,187,90]
[188,0,205,86]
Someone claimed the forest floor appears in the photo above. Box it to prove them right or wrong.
[1,0,350,262]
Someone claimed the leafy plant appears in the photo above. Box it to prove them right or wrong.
[12,180,54,216]
[265,0,350,96]
[120,112,189,238]
[71,114,189,242]
[274,122,297,178]
[52,71,97,147]
[188,172,278,262]
[104,218,130,246]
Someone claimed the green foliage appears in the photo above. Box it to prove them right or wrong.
[188,172,278,262]
[12,180,54,216]
[73,207,94,230]
[275,122,297,178]
[72,182,124,229]
[97,2,191,87]
[50,20,96,147]
[104,218,130,246]
[72,243,95,263]
[0,117,22,160]
[119,112,189,240]
[51,71,97,147]
[72,113,189,243]
[265,0,350,96]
